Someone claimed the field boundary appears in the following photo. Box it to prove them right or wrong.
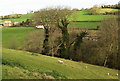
[72,21,101,22]
[68,28,98,31]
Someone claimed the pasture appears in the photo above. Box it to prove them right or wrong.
[2,14,33,22]
[2,48,118,79]
[98,8,118,14]
[69,14,110,21]
[2,8,117,23]
[2,27,36,48]
[69,9,116,21]
[1,8,119,79]
[68,22,100,28]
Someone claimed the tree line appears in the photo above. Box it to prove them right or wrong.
[101,4,120,9]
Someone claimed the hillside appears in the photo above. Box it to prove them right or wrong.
[2,27,36,48]
[2,48,118,79]
[98,8,118,14]
[1,8,117,28]
[68,22,100,28]
[68,9,116,21]
[1,14,33,22]
[1,8,117,22]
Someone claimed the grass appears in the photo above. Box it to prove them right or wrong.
[99,8,118,14]
[2,65,42,79]
[2,27,36,48]
[69,9,116,21]
[68,22,101,28]
[2,8,117,23]
[69,13,109,21]
[2,14,33,22]
[2,48,118,79]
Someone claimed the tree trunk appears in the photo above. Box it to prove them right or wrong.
[42,27,49,55]
[104,55,108,67]
[52,46,54,57]
[57,19,70,59]
[72,32,87,61]
[61,28,70,58]
[104,44,112,67]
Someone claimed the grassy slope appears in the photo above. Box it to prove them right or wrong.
[69,10,110,21]
[2,48,118,79]
[2,9,117,28]
[3,65,42,79]
[2,14,33,22]
[68,22,100,28]
[1,8,117,22]
[98,8,118,14]
[68,9,117,28]
[2,27,36,48]
[68,9,106,28]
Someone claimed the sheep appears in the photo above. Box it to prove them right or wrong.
[115,73,118,76]
[36,25,44,29]
[58,60,64,64]
[85,66,88,69]
[107,73,110,75]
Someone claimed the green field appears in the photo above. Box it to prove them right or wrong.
[1,9,116,30]
[98,8,118,14]
[68,22,100,28]
[2,27,119,79]
[2,27,36,48]
[1,8,119,79]
[2,48,118,79]
[3,65,42,79]
[2,9,117,23]
[69,15,108,21]
[2,14,33,22]
[69,9,116,21]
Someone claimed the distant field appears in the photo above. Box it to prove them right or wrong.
[1,9,117,23]
[2,48,118,79]
[2,27,36,48]
[69,14,109,21]
[2,14,33,22]
[99,8,118,14]
[69,9,116,21]
[68,22,101,28]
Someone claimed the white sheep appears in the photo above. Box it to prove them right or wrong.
[85,66,88,69]
[116,73,118,76]
[58,60,64,64]
[36,25,44,29]
[107,73,110,75]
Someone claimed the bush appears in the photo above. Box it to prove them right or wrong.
[99,17,119,69]
[80,40,105,65]
[90,5,101,15]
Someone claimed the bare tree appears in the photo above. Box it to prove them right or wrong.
[33,8,59,55]
[33,7,87,60]
[33,7,72,57]
[91,5,100,15]
[99,17,119,68]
